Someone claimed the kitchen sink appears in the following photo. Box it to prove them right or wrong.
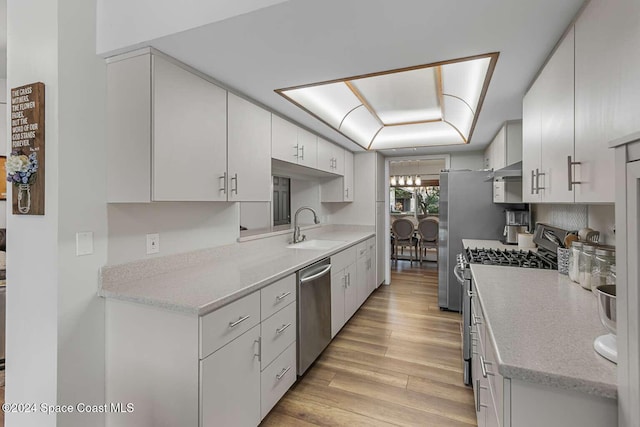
[286,239,346,250]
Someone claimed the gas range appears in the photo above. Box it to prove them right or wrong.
[465,247,557,269]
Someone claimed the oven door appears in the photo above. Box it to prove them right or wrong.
[454,253,472,385]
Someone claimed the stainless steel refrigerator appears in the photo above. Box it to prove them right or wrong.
[437,170,521,311]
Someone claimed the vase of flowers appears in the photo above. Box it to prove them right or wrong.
[6,151,38,214]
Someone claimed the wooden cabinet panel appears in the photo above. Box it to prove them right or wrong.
[260,274,296,321]
[200,325,261,427]
[297,128,318,169]
[331,270,346,338]
[271,115,299,164]
[260,343,297,419]
[152,55,227,201]
[344,150,354,201]
[573,0,635,203]
[200,291,260,359]
[260,302,296,370]
[227,93,272,202]
[107,54,152,202]
[522,76,542,203]
[539,27,575,203]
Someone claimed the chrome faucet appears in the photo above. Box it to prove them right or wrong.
[292,206,320,244]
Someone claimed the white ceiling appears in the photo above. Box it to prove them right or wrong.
[149,0,585,155]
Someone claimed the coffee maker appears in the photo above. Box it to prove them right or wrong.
[503,209,530,244]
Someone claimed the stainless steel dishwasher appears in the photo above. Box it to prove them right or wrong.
[297,258,332,375]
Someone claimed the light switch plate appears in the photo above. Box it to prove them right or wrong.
[76,232,94,256]
[146,233,160,254]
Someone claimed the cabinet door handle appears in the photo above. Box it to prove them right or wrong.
[254,337,261,362]
[567,155,581,191]
[276,366,291,380]
[231,173,238,195]
[535,168,545,194]
[345,188,349,199]
[530,170,535,195]
[299,145,304,160]
[219,172,227,194]
[229,315,250,328]
[276,323,292,334]
[276,291,291,301]
[347,273,351,287]
[293,144,299,158]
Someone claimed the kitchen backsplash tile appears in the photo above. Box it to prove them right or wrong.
[532,204,588,231]
[532,203,615,245]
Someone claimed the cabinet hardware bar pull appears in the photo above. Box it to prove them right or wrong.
[567,155,581,191]
[219,172,227,194]
[300,145,304,160]
[231,173,238,194]
[531,170,535,195]
[480,355,489,378]
[229,315,250,328]
[293,144,299,158]
[535,168,545,194]
[276,366,291,380]
[276,323,292,334]
[254,337,261,362]
[276,292,291,301]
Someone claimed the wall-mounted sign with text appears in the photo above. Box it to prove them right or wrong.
[9,82,45,215]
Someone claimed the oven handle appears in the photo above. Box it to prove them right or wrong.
[453,263,465,285]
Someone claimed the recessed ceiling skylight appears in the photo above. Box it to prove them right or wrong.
[276,53,499,150]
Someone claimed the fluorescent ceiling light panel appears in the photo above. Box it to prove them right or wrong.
[276,53,498,150]
[350,68,441,125]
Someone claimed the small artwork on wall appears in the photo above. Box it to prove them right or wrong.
[0,156,6,200]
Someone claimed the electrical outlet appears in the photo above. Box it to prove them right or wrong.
[146,233,160,254]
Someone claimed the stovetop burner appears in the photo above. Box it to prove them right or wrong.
[465,247,557,270]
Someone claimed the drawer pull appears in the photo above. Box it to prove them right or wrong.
[276,323,292,334]
[276,291,291,301]
[276,366,291,380]
[229,315,250,328]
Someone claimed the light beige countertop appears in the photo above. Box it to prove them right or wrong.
[470,264,616,399]
[99,225,374,316]
[462,238,537,252]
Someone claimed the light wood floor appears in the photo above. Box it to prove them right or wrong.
[261,261,476,426]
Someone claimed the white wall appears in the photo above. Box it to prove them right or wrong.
[291,178,325,224]
[0,78,6,228]
[6,0,60,425]
[56,0,110,424]
[96,0,289,55]
[450,150,485,170]
[240,201,271,231]
[108,203,239,265]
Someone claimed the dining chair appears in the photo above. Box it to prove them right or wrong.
[417,217,439,263]
[391,218,418,265]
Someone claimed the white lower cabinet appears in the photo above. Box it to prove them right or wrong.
[200,325,261,427]
[472,295,617,427]
[261,343,297,419]
[106,274,299,427]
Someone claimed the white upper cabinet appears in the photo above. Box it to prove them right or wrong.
[321,150,354,203]
[107,50,272,203]
[296,128,318,169]
[539,27,575,203]
[153,55,228,202]
[271,116,318,169]
[574,0,637,203]
[485,121,522,171]
[271,115,299,164]
[227,93,271,202]
[317,137,344,175]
